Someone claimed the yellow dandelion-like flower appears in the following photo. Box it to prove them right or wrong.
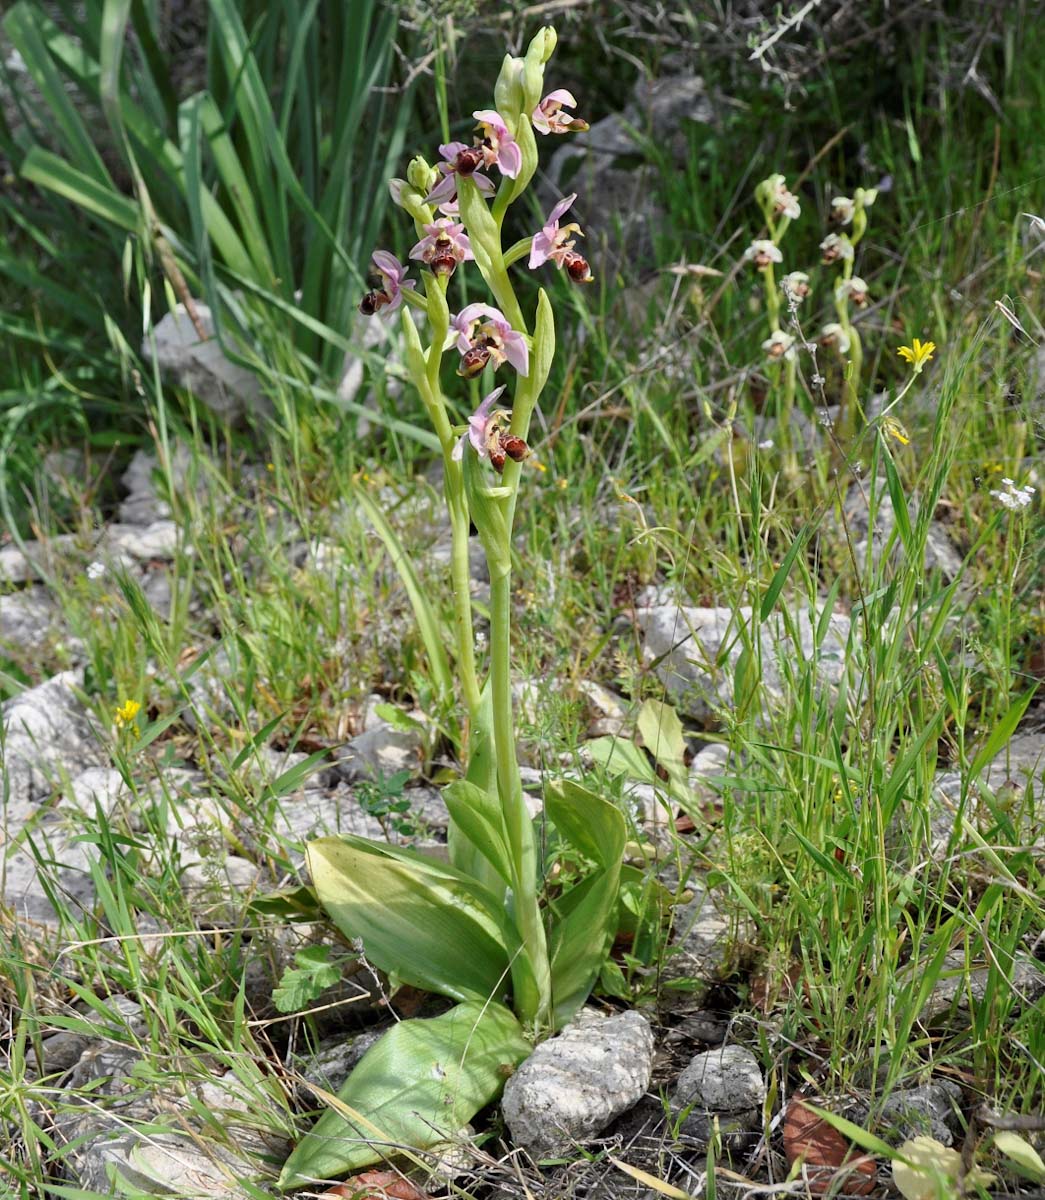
[114,698,141,729]
[896,337,937,371]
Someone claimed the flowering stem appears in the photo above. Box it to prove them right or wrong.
[490,564,551,1025]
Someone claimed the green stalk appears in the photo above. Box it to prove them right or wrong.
[489,563,551,1025]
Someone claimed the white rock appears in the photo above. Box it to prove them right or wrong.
[118,445,193,525]
[334,722,424,783]
[502,1009,654,1157]
[634,589,851,721]
[0,586,57,654]
[1,671,104,811]
[144,304,269,423]
[688,743,731,808]
[2,764,126,925]
[0,534,81,583]
[102,520,180,561]
[666,886,733,981]
[672,1045,765,1150]
[838,482,964,579]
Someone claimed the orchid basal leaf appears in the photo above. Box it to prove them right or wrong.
[278,1000,530,1187]
[306,836,516,1004]
[544,780,627,1026]
[443,779,514,886]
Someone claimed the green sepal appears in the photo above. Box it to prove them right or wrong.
[306,836,517,1004]
[544,779,627,1026]
[278,1000,530,1187]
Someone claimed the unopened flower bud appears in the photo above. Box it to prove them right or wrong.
[407,155,437,193]
[494,54,526,120]
[855,186,877,209]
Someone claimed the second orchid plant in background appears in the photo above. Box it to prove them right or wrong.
[280,28,631,1190]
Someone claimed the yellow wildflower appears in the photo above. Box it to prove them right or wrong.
[882,417,910,445]
[115,699,141,729]
[896,337,937,371]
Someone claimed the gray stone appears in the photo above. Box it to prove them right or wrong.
[578,680,631,738]
[268,783,387,859]
[688,743,732,809]
[0,586,57,655]
[880,1083,962,1146]
[101,520,180,561]
[1,671,104,812]
[671,1045,765,1150]
[293,1028,385,1096]
[543,74,714,278]
[334,722,424,784]
[667,886,734,981]
[634,588,851,722]
[836,481,964,579]
[918,950,1045,1024]
[55,1045,285,1195]
[144,304,270,423]
[118,445,193,525]
[928,731,1044,854]
[502,1009,654,1158]
[0,534,81,584]
[2,765,127,925]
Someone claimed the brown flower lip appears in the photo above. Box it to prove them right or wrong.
[563,251,593,284]
[458,345,492,378]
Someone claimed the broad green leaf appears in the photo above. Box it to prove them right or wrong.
[993,1132,1045,1182]
[586,736,657,785]
[544,780,627,1025]
[306,836,514,1004]
[279,1000,530,1187]
[443,779,513,886]
[636,699,688,797]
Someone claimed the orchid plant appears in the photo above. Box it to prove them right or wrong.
[279,29,631,1189]
[744,175,878,447]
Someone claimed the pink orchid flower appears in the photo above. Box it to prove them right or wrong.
[451,303,529,378]
[359,251,415,317]
[472,110,523,178]
[532,89,589,135]
[529,193,583,269]
[409,218,473,277]
[452,386,505,462]
[425,141,496,211]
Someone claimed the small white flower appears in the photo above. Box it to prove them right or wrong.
[836,276,869,306]
[744,239,783,268]
[86,560,106,581]
[990,478,1036,511]
[820,233,854,264]
[757,438,775,450]
[762,330,796,361]
[820,322,851,354]
[831,196,855,225]
[781,271,810,302]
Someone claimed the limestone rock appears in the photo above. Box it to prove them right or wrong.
[502,1009,654,1158]
[671,1045,765,1151]
[634,588,851,722]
